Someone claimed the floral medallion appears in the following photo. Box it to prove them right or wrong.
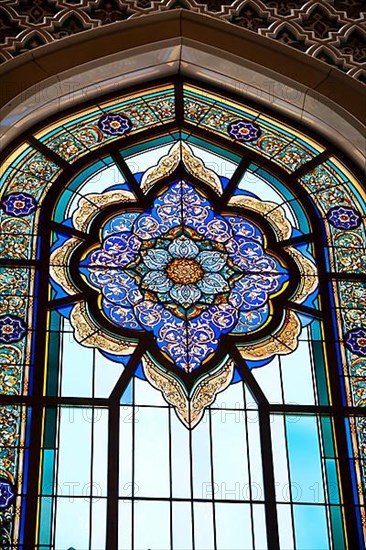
[97,113,132,136]
[227,120,261,142]
[0,483,13,508]
[1,193,37,217]
[345,328,366,357]
[80,181,289,372]
[50,143,317,426]
[326,206,361,229]
[0,315,27,344]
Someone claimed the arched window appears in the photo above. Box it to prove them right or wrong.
[0,74,365,549]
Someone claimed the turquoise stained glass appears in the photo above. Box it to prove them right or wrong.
[79,181,289,370]
[49,142,318,428]
[0,80,364,548]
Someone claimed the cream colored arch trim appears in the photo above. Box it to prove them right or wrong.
[0,10,365,167]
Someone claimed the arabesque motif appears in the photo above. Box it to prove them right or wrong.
[50,143,317,425]
[81,181,289,371]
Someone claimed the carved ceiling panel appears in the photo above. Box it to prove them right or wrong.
[0,0,365,82]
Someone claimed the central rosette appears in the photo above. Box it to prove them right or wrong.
[80,181,290,371]
[134,232,237,314]
[50,144,318,426]
[166,258,203,285]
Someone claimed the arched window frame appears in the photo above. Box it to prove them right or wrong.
[0,63,365,549]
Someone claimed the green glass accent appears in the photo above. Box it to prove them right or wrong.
[41,449,55,495]
[320,416,335,458]
[312,340,329,406]
[53,192,71,223]
[39,495,53,545]
[330,506,346,549]
[325,458,341,504]
[47,330,60,397]
[44,408,57,449]
[49,309,61,332]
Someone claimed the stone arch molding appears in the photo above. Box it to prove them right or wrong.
[0,0,365,80]
[0,10,365,170]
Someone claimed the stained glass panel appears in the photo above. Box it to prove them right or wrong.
[0,79,364,548]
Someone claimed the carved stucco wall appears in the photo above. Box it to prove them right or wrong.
[0,0,365,82]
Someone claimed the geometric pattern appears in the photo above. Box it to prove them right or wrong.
[48,140,318,427]
[0,1,364,83]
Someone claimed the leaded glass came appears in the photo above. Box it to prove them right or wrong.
[0,79,364,549]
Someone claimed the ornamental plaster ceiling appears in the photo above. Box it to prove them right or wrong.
[0,0,365,82]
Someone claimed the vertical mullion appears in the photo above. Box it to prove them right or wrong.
[131,376,136,550]
[258,404,280,550]
[47,320,63,549]
[168,406,173,550]
[308,323,334,547]
[89,348,96,550]
[208,408,217,550]
[242,384,255,550]
[188,403,196,550]
[307,324,319,406]
[106,342,145,550]
[230,345,280,549]
[51,404,62,548]
[106,402,119,549]
[316,413,333,549]
[310,190,361,546]
[88,405,94,550]
[278,356,296,549]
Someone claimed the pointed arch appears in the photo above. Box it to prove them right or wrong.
[0,11,365,550]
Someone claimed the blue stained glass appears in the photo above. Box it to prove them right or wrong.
[81,181,289,371]
[286,415,325,503]
[120,380,133,404]
[293,505,329,549]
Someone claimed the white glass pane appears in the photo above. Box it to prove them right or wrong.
[94,350,124,398]
[134,500,170,550]
[134,375,168,406]
[277,503,295,550]
[252,356,283,404]
[91,497,107,549]
[270,414,290,501]
[244,384,258,410]
[187,143,238,179]
[125,144,173,174]
[67,163,125,215]
[211,380,245,409]
[92,408,108,497]
[118,500,132,550]
[211,408,249,501]
[194,502,215,550]
[280,331,315,405]
[171,410,191,498]
[54,498,90,549]
[238,171,297,226]
[247,410,264,501]
[253,504,267,549]
[172,501,193,550]
[57,407,92,496]
[134,407,170,497]
[192,411,212,499]
[119,405,133,497]
[60,321,93,397]
[215,502,252,550]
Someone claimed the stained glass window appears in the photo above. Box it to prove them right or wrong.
[0,79,364,549]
